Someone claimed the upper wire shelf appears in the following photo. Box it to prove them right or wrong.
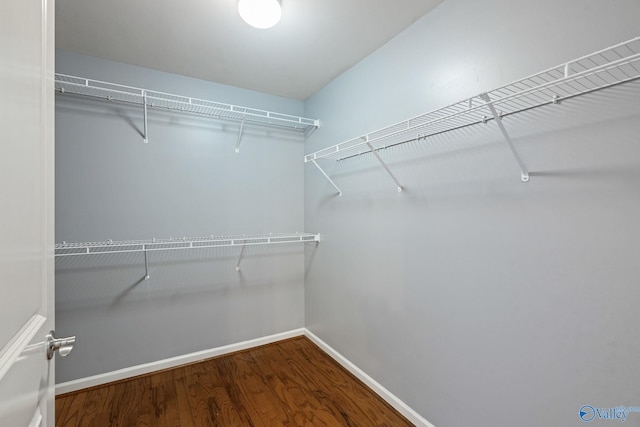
[55,74,319,133]
[304,36,640,163]
[55,232,321,257]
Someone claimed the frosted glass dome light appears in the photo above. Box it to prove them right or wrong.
[238,0,282,29]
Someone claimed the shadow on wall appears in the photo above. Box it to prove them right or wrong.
[55,245,306,312]
[56,96,304,147]
[304,240,320,280]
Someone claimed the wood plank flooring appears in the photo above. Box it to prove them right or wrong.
[56,336,414,426]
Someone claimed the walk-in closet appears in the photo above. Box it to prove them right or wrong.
[1,0,639,426]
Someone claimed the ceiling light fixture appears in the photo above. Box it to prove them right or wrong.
[238,0,282,29]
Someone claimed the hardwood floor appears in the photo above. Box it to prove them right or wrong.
[56,336,414,426]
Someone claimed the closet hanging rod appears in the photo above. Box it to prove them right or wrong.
[55,233,321,257]
[304,35,640,163]
[55,74,320,133]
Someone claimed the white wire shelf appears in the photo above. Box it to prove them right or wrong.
[55,233,321,257]
[56,233,321,277]
[304,36,640,192]
[55,73,319,133]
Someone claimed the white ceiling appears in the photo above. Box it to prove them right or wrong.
[55,0,442,100]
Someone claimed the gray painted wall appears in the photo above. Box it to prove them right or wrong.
[303,1,640,426]
[55,51,307,383]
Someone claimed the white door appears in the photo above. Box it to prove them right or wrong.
[0,0,58,426]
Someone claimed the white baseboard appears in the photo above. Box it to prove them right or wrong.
[304,329,435,427]
[55,327,434,427]
[55,328,305,395]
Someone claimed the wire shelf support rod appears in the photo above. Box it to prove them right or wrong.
[479,92,529,182]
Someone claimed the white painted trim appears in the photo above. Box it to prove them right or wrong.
[304,329,436,427]
[55,328,305,395]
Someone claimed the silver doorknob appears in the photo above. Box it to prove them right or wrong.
[47,331,76,360]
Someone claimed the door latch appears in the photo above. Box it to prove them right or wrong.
[47,331,76,360]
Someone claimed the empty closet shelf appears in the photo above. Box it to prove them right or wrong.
[55,73,319,133]
[304,36,640,193]
[55,233,321,257]
[305,36,640,162]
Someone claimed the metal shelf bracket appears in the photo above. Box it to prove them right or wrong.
[143,248,150,279]
[305,121,320,139]
[143,92,148,144]
[236,244,246,272]
[365,138,403,192]
[235,118,245,153]
[479,93,530,182]
[311,160,342,196]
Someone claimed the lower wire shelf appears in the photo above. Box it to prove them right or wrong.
[55,233,320,256]
[55,232,321,278]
